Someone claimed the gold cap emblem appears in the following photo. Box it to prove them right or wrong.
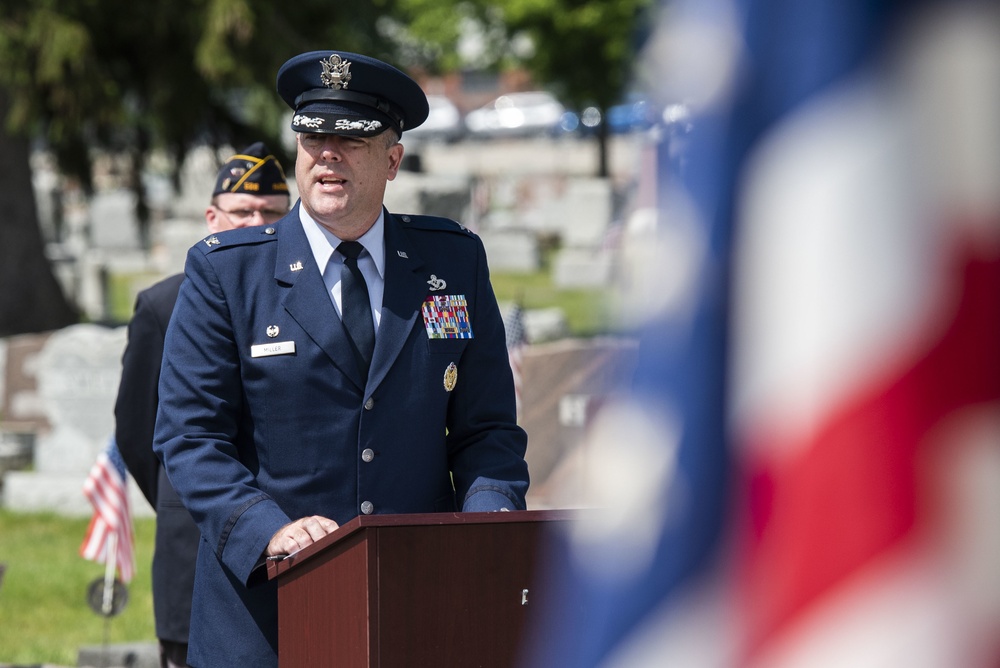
[443,362,458,392]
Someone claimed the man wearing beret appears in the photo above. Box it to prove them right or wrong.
[116,143,289,668]
[153,51,529,667]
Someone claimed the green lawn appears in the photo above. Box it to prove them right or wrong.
[0,510,157,666]
[490,270,616,339]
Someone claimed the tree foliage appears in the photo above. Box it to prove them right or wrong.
[395,0,656,175]
[0,0,653,335]
[0,0,404,334]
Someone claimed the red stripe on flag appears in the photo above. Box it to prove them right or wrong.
[80,449,136,583]
[739,235,1000,662]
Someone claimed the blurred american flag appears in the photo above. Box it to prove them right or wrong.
[522,0,1000,666]
[80,438,135,583]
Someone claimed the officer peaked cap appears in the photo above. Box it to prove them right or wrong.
[276,50,429,137]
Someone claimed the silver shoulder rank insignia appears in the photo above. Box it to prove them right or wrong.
[204,236,220,247]
[320,54,351,90]
[266,325,280,338]
[290,260,304,272]
[443,362,458,392]
[427,274,447,291]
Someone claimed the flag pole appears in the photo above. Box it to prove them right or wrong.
[101,532,118,616]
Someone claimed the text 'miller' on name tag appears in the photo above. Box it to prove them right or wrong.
[250,341,296,358]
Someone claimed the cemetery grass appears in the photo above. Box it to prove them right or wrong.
[491,271,616,338]
[0,509,156,666]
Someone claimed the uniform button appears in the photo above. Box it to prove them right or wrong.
[364,397,375,410]
[264,227,276,235]
[361,448,375,462]
[361,501,374,515]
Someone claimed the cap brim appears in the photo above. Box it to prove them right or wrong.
[291,100,395,136]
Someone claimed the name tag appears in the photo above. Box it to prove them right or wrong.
[250,341,296,358]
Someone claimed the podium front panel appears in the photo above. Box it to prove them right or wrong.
[277,530,377,666]
[376,521,542,666]
[273,511,577,667]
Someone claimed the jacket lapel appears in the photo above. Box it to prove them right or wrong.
[275,209,367,392]
[368,212,427,392]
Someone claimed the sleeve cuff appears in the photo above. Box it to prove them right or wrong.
[461,487,521,512]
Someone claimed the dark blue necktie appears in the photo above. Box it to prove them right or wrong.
[338,241,375,373]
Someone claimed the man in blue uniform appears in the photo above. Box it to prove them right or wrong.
[153,50,529,667]
[116,143,289,668]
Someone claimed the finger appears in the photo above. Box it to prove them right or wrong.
[301,515,339,541]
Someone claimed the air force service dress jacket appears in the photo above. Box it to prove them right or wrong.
[153,204,529,667]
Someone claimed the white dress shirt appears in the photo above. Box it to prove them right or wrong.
[299,207,385,332]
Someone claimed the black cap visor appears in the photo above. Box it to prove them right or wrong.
[291,98,399,137]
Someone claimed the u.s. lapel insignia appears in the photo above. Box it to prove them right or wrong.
[443,362,458,392]
[427,274,447,291]
[290,260,304,272]
[397,250,408,258]
[266,325,280,338]
[204,235,220,247]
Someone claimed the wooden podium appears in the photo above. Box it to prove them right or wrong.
[266,510,576,667]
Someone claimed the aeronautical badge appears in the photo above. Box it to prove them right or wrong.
[320,54,351,89]
[204,235,220,247]
[422,295,473,339]
[443,362,458,392]
[427,274,447,291]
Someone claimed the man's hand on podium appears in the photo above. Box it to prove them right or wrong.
[267,515,340,557]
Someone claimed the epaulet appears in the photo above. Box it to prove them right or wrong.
[195,224,280,254]
[394,213,474,236]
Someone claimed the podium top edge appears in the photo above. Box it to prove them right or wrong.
[266,508,586,579]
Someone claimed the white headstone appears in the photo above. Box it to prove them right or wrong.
[2,324,154,516]
[33,324,125,474]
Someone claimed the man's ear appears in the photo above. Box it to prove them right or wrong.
[386,143,405,181]
[205,206,224,234]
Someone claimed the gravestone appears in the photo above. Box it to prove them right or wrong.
[552,246,614,288]
[537,177,613,247]
[89,189,140,250]
[2,324,153,516]
[480,230,541,272]
[0,332,53,444]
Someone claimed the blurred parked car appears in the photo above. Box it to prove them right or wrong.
[464,92,568,139]
[574,95,662,136]
[606,96,659,133]
[405,94,465,143]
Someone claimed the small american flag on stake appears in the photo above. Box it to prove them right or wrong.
[80,437,135,584]
[503,302,528,420]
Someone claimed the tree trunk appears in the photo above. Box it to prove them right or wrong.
[0,96,80,336]
[596,113,610,178]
